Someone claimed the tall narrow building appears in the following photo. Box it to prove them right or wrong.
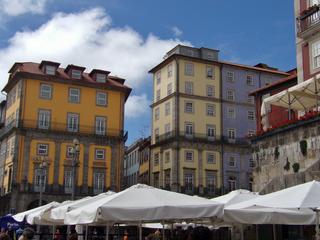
[0,61,131,214]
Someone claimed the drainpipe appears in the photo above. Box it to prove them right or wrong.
[175,56,180,192]
[220,64,224,194]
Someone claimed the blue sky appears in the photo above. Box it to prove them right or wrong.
[0,0,296,145]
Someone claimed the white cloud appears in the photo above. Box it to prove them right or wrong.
[0,7,189,118]
[171,26,183,37]
[0,0,48,16]
[125,94,150,118]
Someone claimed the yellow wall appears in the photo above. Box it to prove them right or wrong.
[22,79,123,133]
[139,161,149,175]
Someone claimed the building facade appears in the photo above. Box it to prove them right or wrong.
[295,0,320,82]
[138,137,151,185]
[0,61,131,214]
[124,139,142,187]
[149,45,290,195]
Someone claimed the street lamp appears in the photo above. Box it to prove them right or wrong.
[71,138,80,200]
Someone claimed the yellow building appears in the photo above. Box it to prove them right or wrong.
[0,60,131,214]
[149,45,222,196]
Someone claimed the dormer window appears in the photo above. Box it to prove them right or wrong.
[45,65,56,75]
[96,73,106,83]
[71,69,82,79]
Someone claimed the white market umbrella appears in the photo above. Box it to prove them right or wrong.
[212,189,259,207]
[42,191,115,224]
[65,184,224,225]
[13,202,60,225]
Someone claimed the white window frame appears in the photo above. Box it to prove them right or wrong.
[95,149,105,160]
[165,123,170,134]
[206,104,215,116]
[312,40,320,69]
[154,153,159,166]
[185,150,194,161]
[167,83,173,95]
[165,151,170,163]
[45,65,56,75]
[226,89,235,101]
[206,66,213,78]
[156,71,161,85]
[206,85,215,97]
[185,101,194,113]
[67,113,79,132]
[154,128,159,141]
[226,71,234,82]
[206,172,215,194]
[184,172,194,191]
[64,170,72,192]
[227,107,236,119]
[96,73,106,83]
[155,107,160,120]
[165,102,171,116]
[96,92,107,106]
[228,177,237,191]
[69,88,80,103]
[38,109,51,129]
[206,125,216,139]
[185,81,193,94]
[247,110,255,121]
[227,128,236,140]
[207,152,216,164]
[93,172,105,192]
[95,116,106,135]
[185,62,194,76]
[34,168,46,192]
[40,84,52,99]
[185,122,194,136]
[229,156,236,167]
[167,64,173,78]
[156,89,160,101]
[37,143,48,156]
[246,75,254,86]
[71,69,82,79]
[247,95,254,104]
[66,146,74,158]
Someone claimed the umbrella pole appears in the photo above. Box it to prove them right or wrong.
[105,225,109,240]
[240,224,244,240]
[316,210,320,240]
[85,225,88,240]
[272,224,277,240]
[139,223,142,240]
[162,222,165,240]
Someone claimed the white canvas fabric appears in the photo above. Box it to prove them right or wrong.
[211,189,259,207]
[65,184,223,225]
[13,202,60,225]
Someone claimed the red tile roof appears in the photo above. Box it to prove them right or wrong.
[5,62,131,99]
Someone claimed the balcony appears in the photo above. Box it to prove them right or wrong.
[0,119,126,140]
[297,5,320,38]
[153,130,221,146]
[221,136,251,146]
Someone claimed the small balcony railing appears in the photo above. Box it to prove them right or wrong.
[297,5,320,35]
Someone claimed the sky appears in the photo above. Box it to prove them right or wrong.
[0,0,296,145]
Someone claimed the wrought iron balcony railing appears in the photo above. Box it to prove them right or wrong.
[0,119,126,139]
[297,5,320,35]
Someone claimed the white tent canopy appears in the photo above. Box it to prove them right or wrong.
[13,202,60,225]
[212,189,259,207]
[65,184,224,225]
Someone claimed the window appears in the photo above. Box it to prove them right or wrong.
[227,129,236,140]
[156,71,161,85]
[165,151,170,163]
[206,85,215,97]
[167,83,172,95]
[227,107,236,119]
[226,89,235,101]
[40,84,52,99]
[154,172,160,188]
[164,169,171,189]
[45,65,56,75]
[185,81,193,94]
[37,144,48,156]
[34,168,46,192]
[185,102,193,113]
[184,172,194,192]
[312,40,320,69]
[248,130,255,137]
[95,149,105,160]
[93,172,104,192]
[247,110,255,121]
[95,116,106,135]
[156,89,160,101]
[229,156,236,167]
[167,64,173,77]
[207,152,216,164]
[185,122,194,136]
[206,66,213,78]
[96,92,107,106]
[64,170,72,193]
[206,172,215,194]
[228,176,237,191]
[227,71,234,82]
[165,102,171,116]
[38,110,51,129]
[71,69,82,79]
[185,150,194,161]
[155,107,160,120]
[69,88,80,103]
[206,125,216,138]
[154,128,159,141]
[248,95,254,104]
[206,104,215,116]
[67,113,79,132]
[246,75,254,86]
[96,73,106,83]
[154,153,159,166]
[185,62,194,76]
